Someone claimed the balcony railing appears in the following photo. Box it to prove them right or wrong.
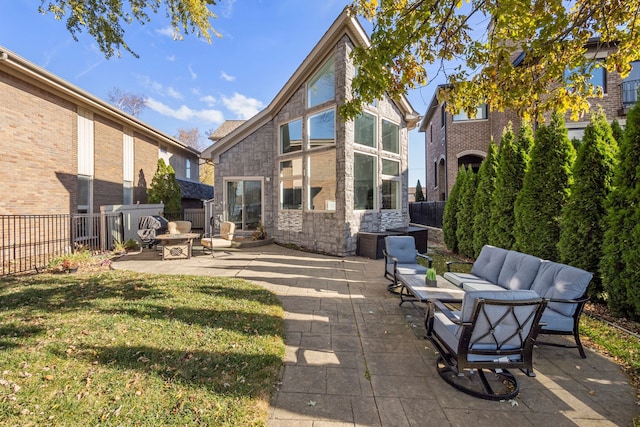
[622,79,640,108]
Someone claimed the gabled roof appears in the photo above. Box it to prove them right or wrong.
[0,46,199,156]
[202,7,420,161]
[177,179,214,200]
[209,120,246,141]
[419,84,450,132]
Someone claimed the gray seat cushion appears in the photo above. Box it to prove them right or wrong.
[387,263,427,277]
[442,272,487,288]
[530,261,593,317]
[540,307,575,332]
[461,282,504,292]
[470,245,509,284]
[496,251,543,290]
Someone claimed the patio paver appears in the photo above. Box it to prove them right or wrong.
[112,243,640,426]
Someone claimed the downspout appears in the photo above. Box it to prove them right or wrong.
[443,106,448,201]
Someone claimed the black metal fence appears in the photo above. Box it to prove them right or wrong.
[409,201,446,228]
[1,213,123,276]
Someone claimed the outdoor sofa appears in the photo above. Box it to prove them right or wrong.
[444,245,593,358]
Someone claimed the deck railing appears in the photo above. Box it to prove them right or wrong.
[0,212,123,275]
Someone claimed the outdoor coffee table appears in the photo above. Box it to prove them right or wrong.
[155,233,200,260]
[397,273,465,331]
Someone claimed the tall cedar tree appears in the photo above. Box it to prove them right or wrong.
[147,159,182,214]
[472,142,498,257]
[415,180,425,202]
[514,112,575,259]
[456,166,478,259]
[442,167,466,252]
[489,122,532,249]
[600,101,640,318]
[611,119,624,144]
[558,109,618,301]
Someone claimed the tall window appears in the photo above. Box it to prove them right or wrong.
[308,56,335,108]
[280,119,302,153]
[78,175,92,213]
[77,108,94,213]
[123,181,133,205]
[308,151,336,211]
[354,153,376,210]
[355,112,376,148]
[123,129,134,204]
[381,119,399,153]
[308,109,335,149]
[186,159,191,179]
[453,104,488,121]
[381,159,400,209]
[280,159,303,210]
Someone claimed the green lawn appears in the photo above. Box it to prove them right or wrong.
[0,270,285,426]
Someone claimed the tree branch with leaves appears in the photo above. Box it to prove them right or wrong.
[38,0,220,58]
[344,0,640,122]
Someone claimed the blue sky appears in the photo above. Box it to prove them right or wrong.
[0,0,445,187]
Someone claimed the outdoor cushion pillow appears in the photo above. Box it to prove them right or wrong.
[384,236,419,264]
[530,261,593,317]
[470,245,509,284]
[496,251,543,290]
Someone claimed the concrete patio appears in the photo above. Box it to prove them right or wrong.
[112,243,639,426]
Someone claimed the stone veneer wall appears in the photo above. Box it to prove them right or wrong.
[214,34,411,256]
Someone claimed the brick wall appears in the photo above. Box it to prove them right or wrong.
[94,115,124,210]
[0,70,76,215]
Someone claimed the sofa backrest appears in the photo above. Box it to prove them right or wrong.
[530,261,593,316]
[384,236,417,264]
[497,251,543,290]
[471,245,509,284]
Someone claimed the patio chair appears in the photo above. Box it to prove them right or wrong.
[383,235,432,294]
[201,221,236,256]
[426,290,546,400]
[167,220,192,234]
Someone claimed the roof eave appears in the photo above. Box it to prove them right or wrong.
[0,46,199,156]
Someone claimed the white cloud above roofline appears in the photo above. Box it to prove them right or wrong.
[146,97,224,123]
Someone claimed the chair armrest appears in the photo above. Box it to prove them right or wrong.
[428,299,464,325]
[546,295,589,304]
[417,253,433,268]
[446,260,473,272]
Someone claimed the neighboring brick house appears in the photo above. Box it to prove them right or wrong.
[419,40,640,201]
[201,9,420,256]
[0,46,207,216]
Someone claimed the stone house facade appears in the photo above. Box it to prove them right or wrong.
[419,41,640,201]
[201,9,420,256]
[0,46,204,216]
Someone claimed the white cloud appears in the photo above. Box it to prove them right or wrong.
[166,55,176,62]
[200,95,217,107]
[221,0,236,18]
[220,71,236,82]
[188,65,197,80]
[166,86,183,100]
[146,97,224,123]
[156,26,177,38]
[222,92,264,119]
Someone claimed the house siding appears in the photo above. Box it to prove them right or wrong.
[422,43,631,201]
[210,31,413,256]
[0,51,201,216]
[0,69,77,214]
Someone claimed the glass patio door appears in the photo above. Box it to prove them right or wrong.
[225,180,262,230]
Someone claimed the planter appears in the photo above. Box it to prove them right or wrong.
[426,279,437,287]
